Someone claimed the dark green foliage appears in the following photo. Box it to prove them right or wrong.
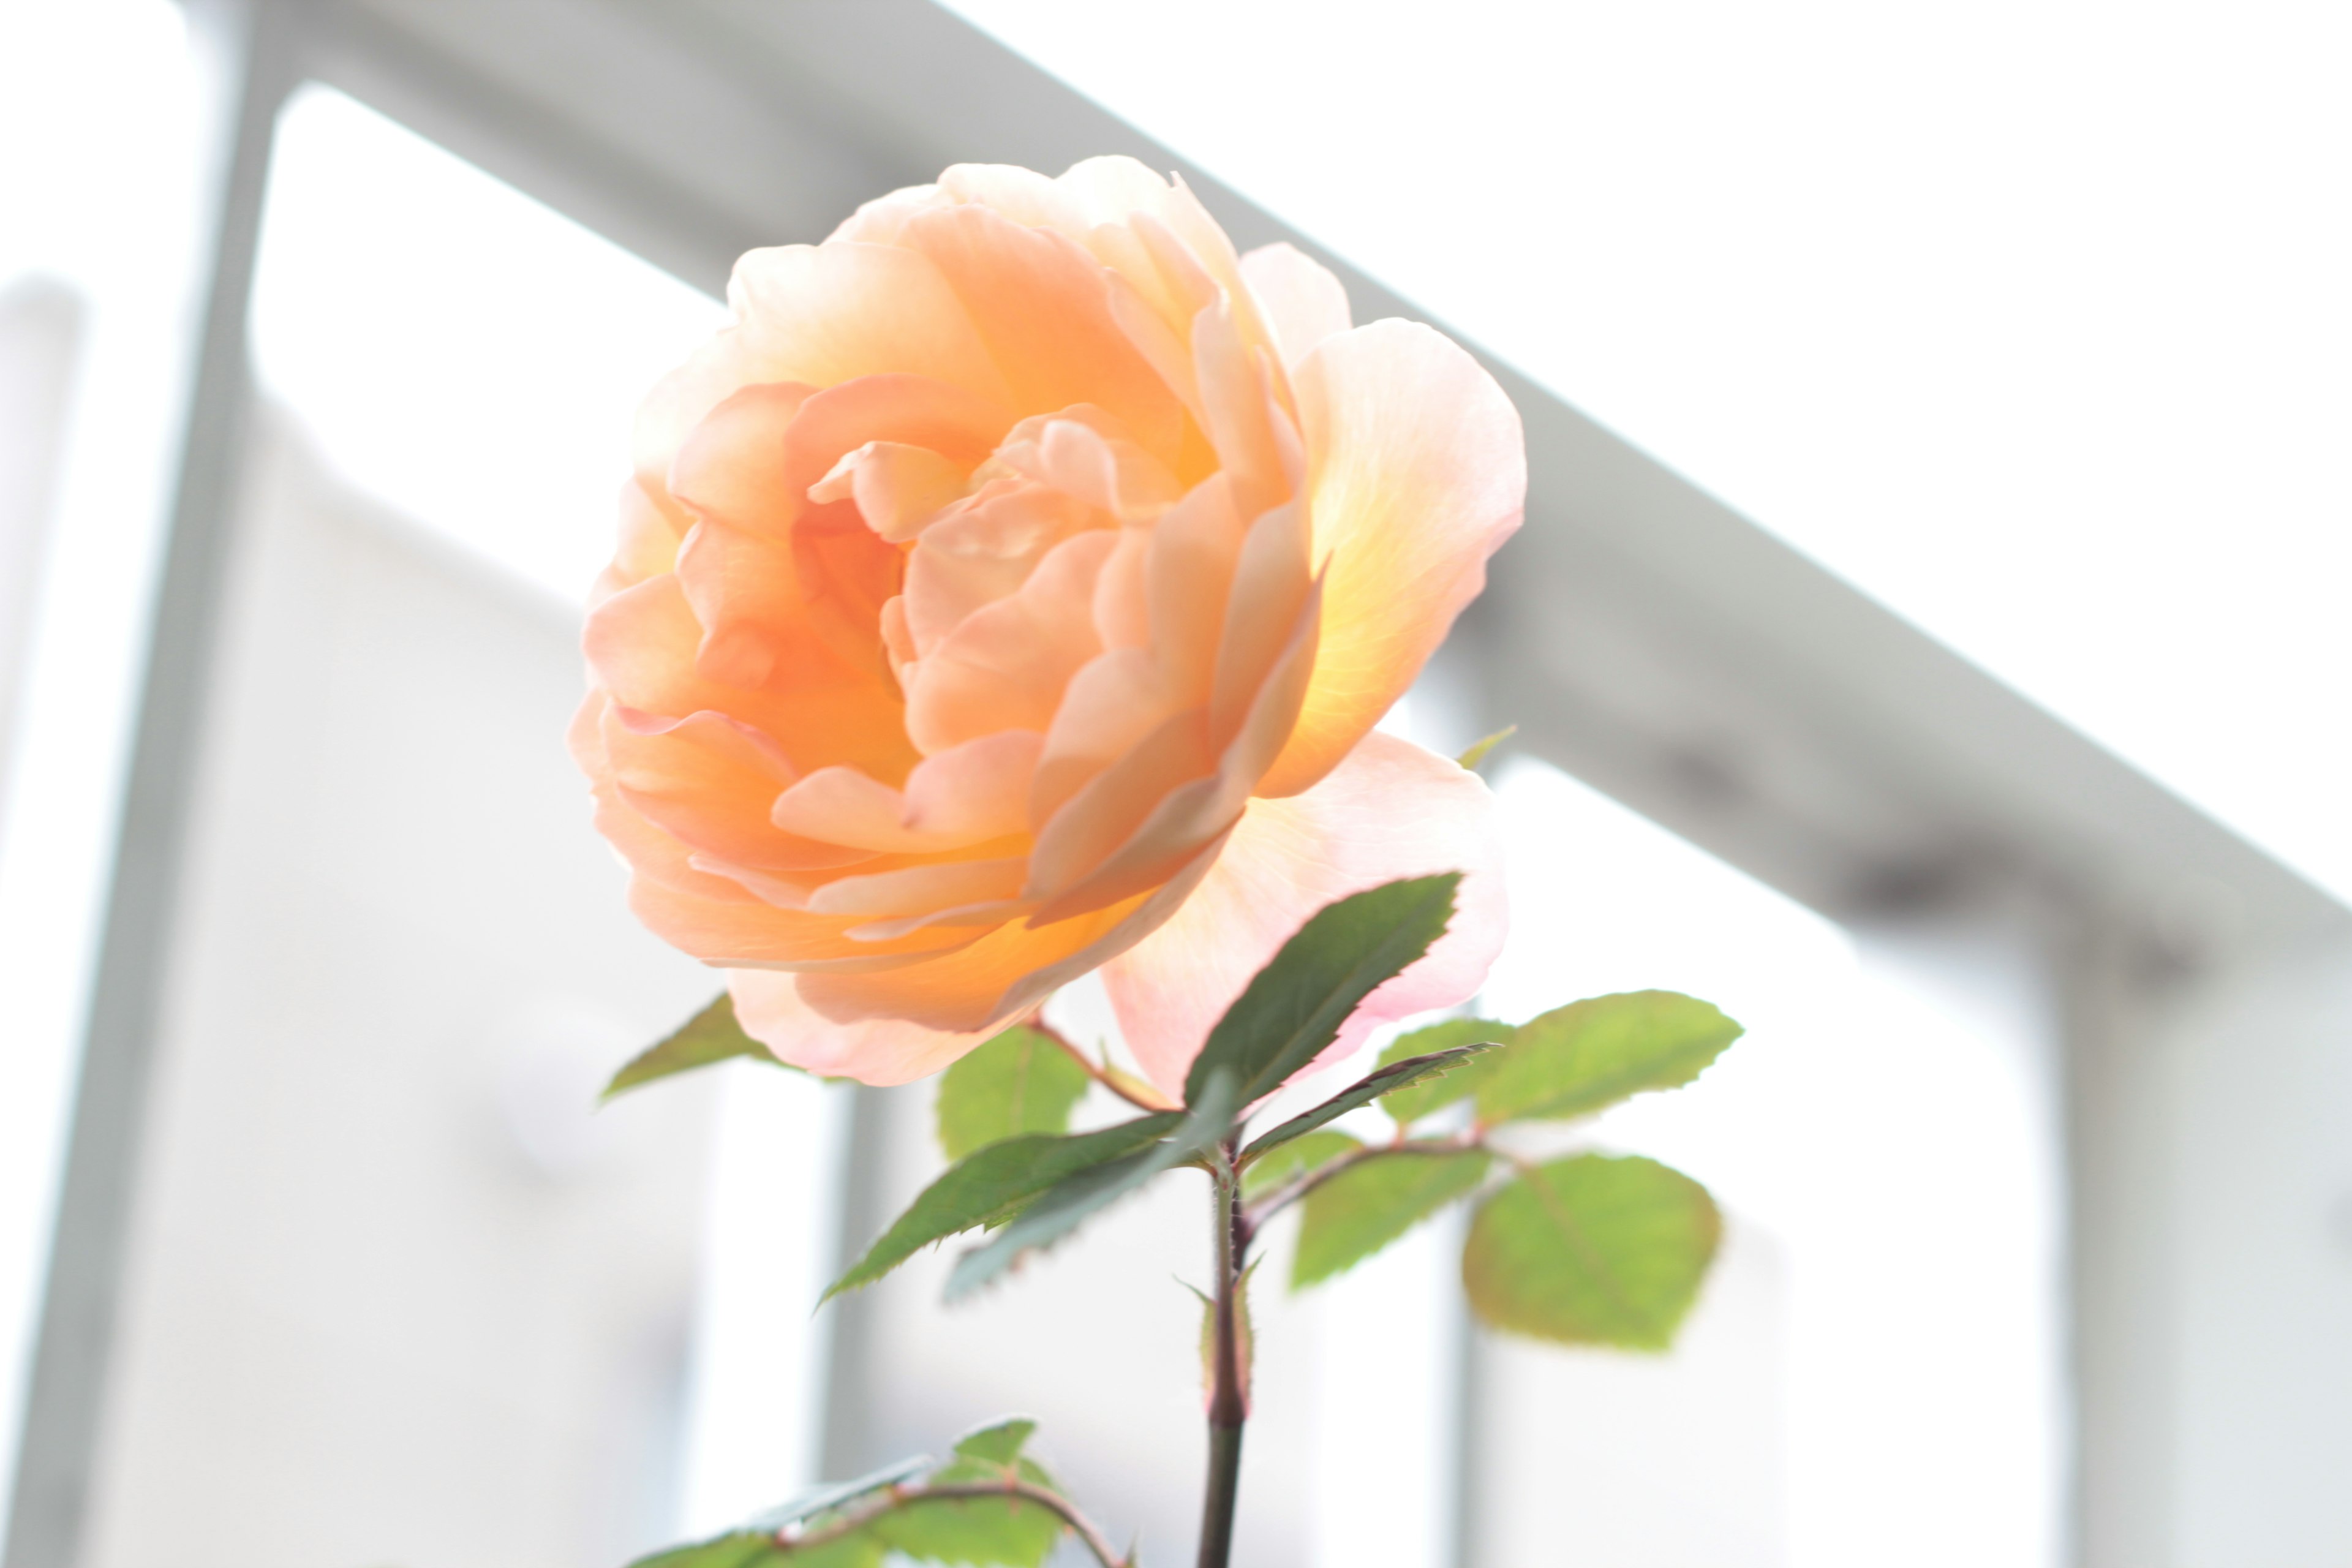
[1241,1039,1499,1159]
[945,1070,1240,1301]
[1474,992,1743,1126]
[1183,875,1460,1108]
[1371,1019,1513,1126]
[936,1027,1093,1161]
[604,992,794,1101]
[1462,1153,1721,1349]
[827,1115,1179,1300]
[1291,1149,1491,1288]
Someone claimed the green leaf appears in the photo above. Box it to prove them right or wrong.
[1376,1019,1512,1126]
[626,1456,932,1568]
[1474,992,1742,1126]
[772,1532,884,1567]
[951,1417,1037,1466]
[935,1027,1093,1162]
[1240,1129,1359,1200]
[1246,1038,1502,1158]
[1183,875,1461,1109]
[605,992,793,1101]
[1462,1153,1721,1349]
[1292,1149,1491,1288]
[743,1457,933,1532]
[629,1534,786,1568]
[826,1116,1179,1300]
[945,1069,1240,1301]
[871,1457,1065,1566]
[1454,725,1517,771]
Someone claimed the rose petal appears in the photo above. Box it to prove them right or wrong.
[903,529,1118,755]
[1238,244,1352,370]
[1255,320,1526,797]
[1100,730,1506,1098]
[726,969,1005,1085]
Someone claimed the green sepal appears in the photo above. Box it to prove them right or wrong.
[1454,725,1517,771]
[624,1456,930,1568]
[944,1069,1240,1302]
[1183,875,1461,1109]
[1474,992,1742,1126]
[605,992,796,1101]
[1240,1129,1359,1200]
[1375,1019,1512,1126]
[1292,1148,1491,1288]
[1461,1153,1721,1350]
[1246,1038,1500,1158]
[935,1027,1092,1162]
[826,1115,1179,1301]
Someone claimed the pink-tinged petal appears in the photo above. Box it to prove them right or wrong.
[1101,730,1506,1098]
[809,440,971,542]
[771,729,1041,854]
[573,692,764,904]
[726,970,1003,1085]
[903,529,1118,755]
[1238,244,1352,370]
[727,242,1014,404]
[896,202,1189,461]
[1256,320,1526,797]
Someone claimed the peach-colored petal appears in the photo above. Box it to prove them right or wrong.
[728,241,1014,403]
[805,857,1030,919]
[1256,320,1526,797]
[1238,244,1352,370]
[1028,578,1319,925]
[602,707,874,875]
[902,481,1096,656]
[1145,475,1245,703]
[1023,709,1214,901]
[772,729,1042,853]
[1191,301,1289,520]
[1031,646,1182,825]
[726,969,1005,1085]
[1208,500,1311,747]
[810,440,971,543]
[628,870,985,970]
[896,202,1188,461]
[903,529,1117,755]
[1101,729,1506,1098]
[798,839,1226,1036]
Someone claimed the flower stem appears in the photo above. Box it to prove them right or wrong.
[1197,1153,1248,1568]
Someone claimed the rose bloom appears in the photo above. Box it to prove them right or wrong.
[573,157,1525,1096]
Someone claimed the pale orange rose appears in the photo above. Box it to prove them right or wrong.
[573,157,1525,1094]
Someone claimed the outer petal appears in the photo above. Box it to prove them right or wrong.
[726,970,1004,1085]
[1238,244,1352,370]
[1100,731,1506,1098]
[1256,321,1525,797]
